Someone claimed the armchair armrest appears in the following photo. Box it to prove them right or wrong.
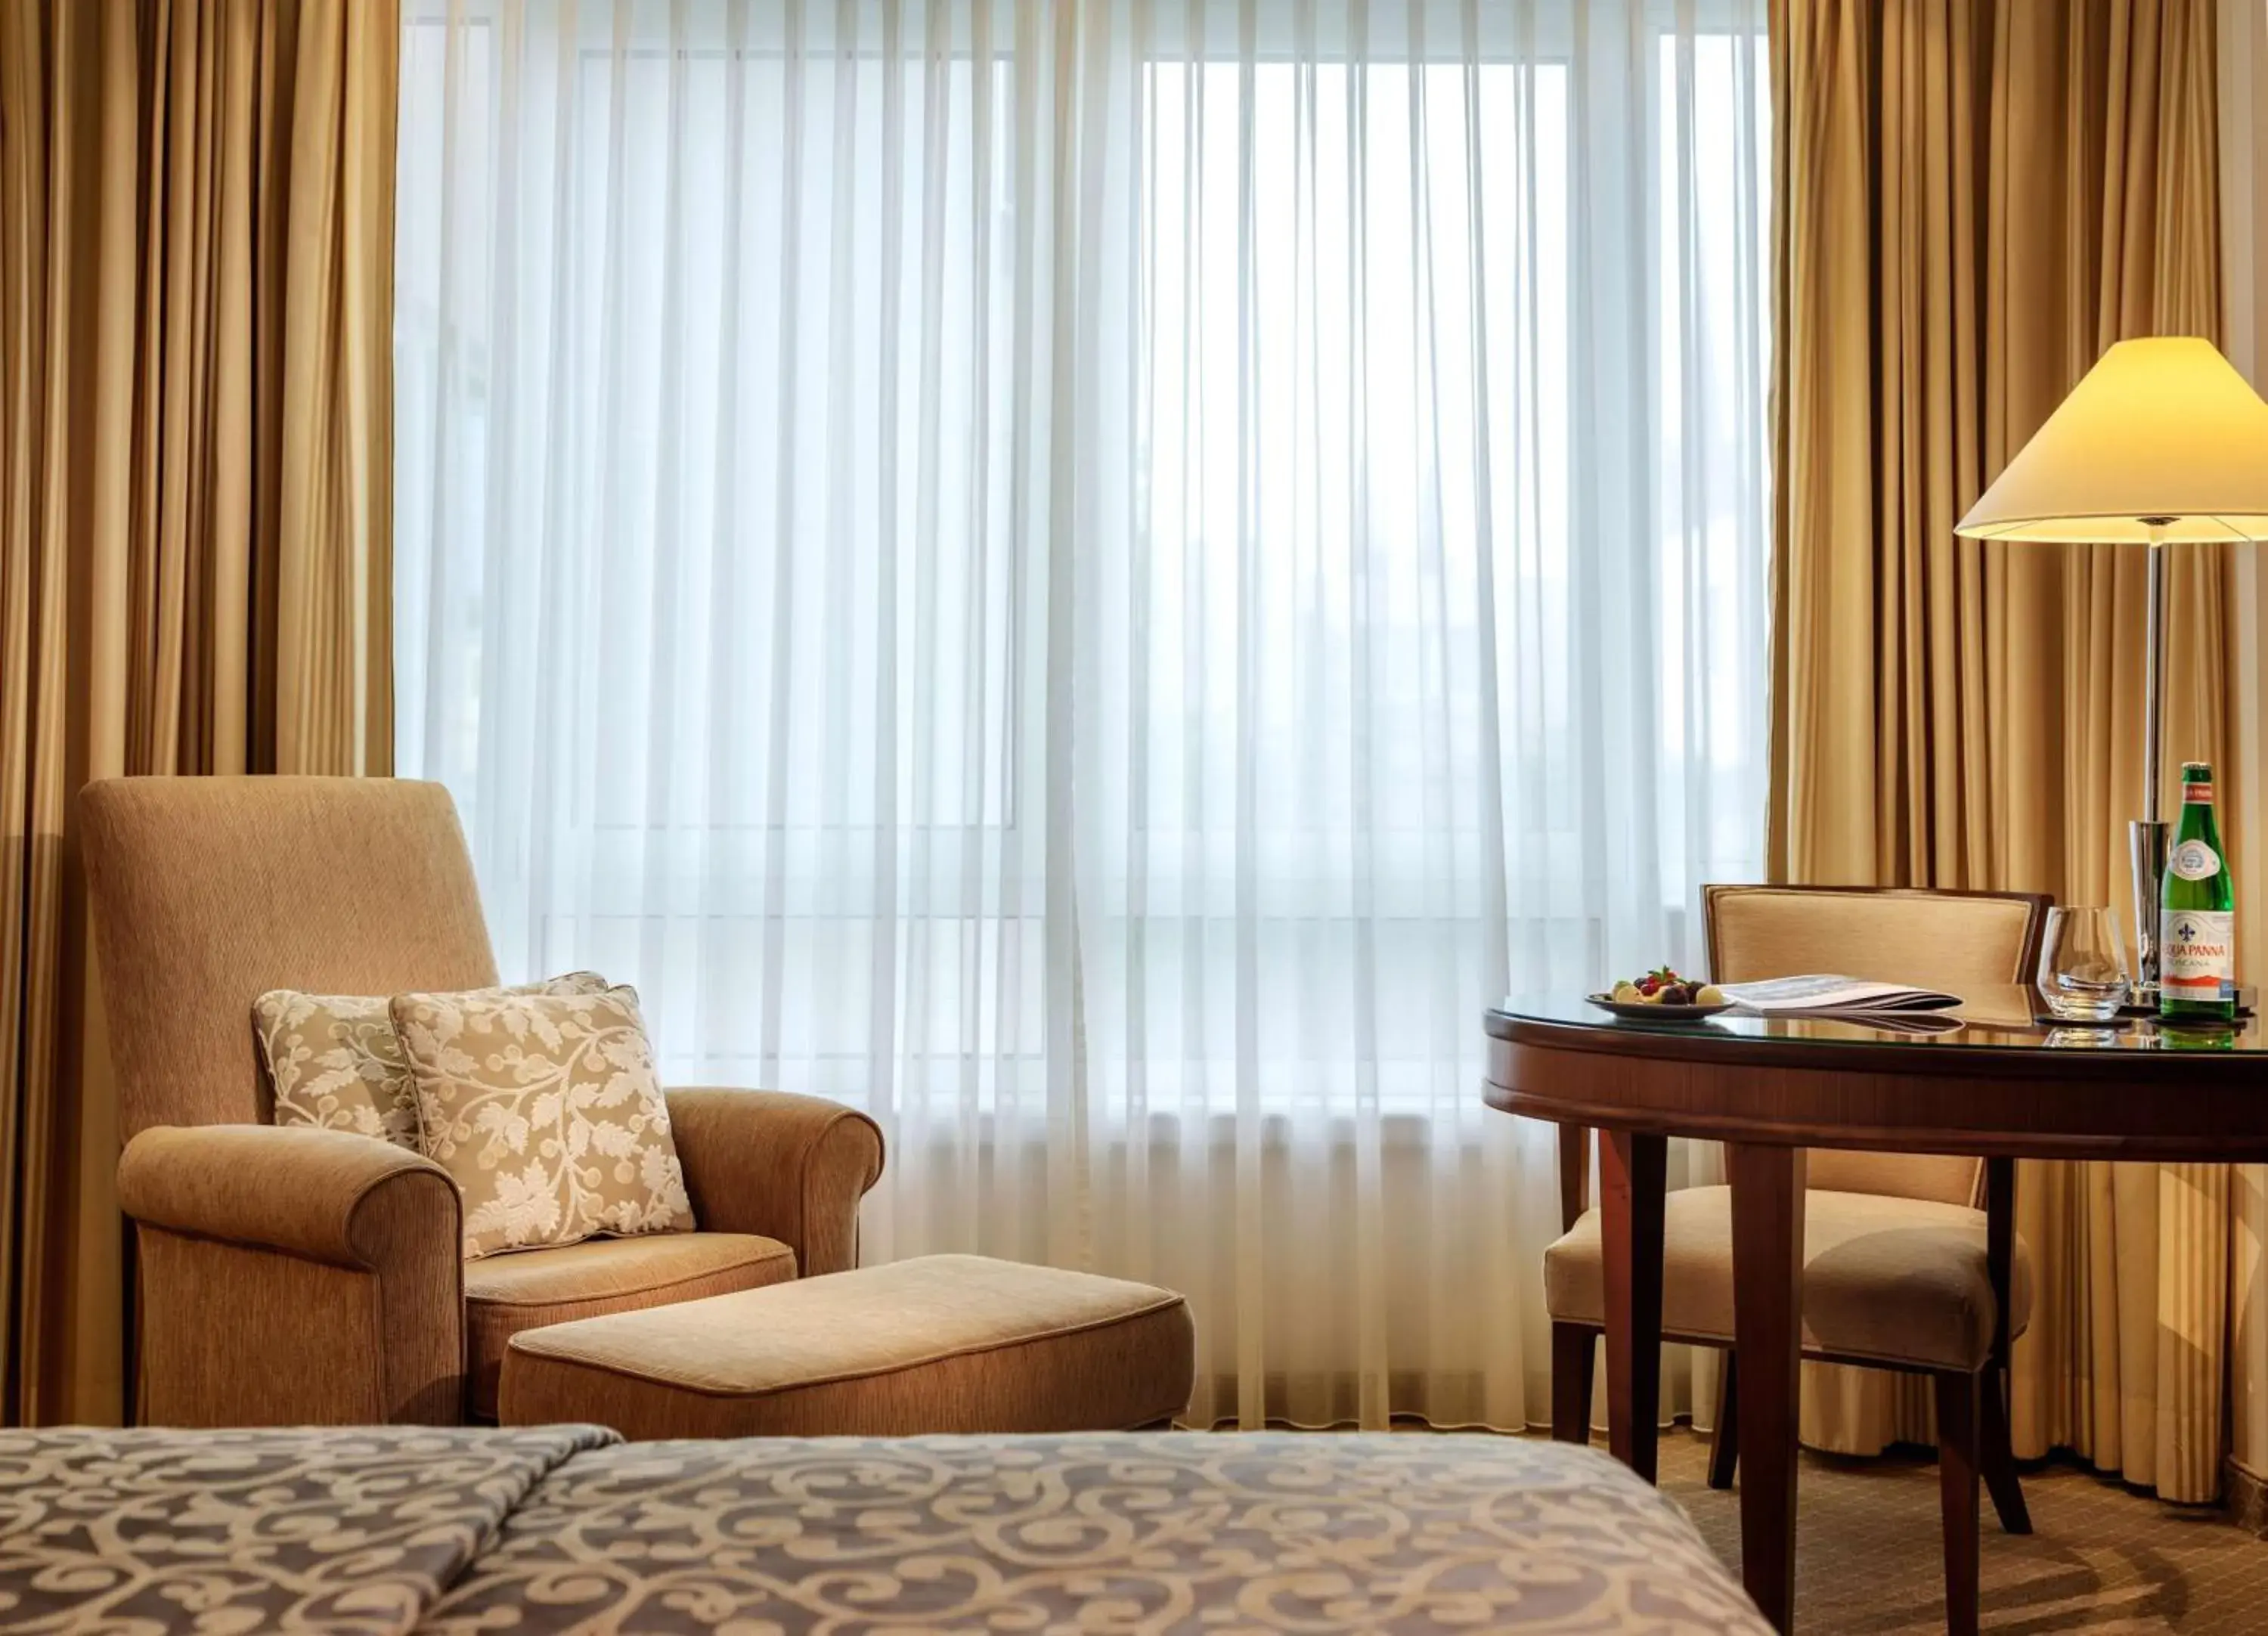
[666,1089,884,1275]
[119,1124,457,1265]
[118,1126,464,1424]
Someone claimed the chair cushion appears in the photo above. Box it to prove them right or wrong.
[394,985,695,1258]
[254,973,609,1148]
[1802,1148,1981,1209]
[1543,1185,2032,1372]
[497,1253,1196,1439]
[463,1232,795,1420]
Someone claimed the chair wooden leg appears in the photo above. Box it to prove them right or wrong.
[1981,1362,2032,1535]
[1935,1369,1982,1636]
[1552,1323,1597,1444]
[1979,1160,2031,1535]
[1706,1350,1739,1489]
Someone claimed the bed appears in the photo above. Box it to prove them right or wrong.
[0,1425,1768,1633]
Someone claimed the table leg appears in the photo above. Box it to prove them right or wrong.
[1728,1141,1806,1634]
[1599,1129,1666,1483]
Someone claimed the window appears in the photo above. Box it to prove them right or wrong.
[396,0,1767,1431]
[395,0,1767,1101]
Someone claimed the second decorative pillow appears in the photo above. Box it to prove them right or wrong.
[391,984,696,1259]
[255,972,611,1149]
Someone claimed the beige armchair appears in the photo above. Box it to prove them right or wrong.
[81,776,884,1427]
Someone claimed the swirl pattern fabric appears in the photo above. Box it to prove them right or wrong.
[392,985,695,1257]
[256,973,612,1150]
[423,1433,1769,1634]
[0,1427,1765,1632]
[0,1425,612,1634]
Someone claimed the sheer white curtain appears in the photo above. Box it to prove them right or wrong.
[394,0,1770,1430]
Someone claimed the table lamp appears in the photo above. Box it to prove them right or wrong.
[1956,336,2268,1002]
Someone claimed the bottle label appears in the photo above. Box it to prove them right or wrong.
[2161,908,2235,993]
[2184,778,2215,804]
[2170,839,2222,881]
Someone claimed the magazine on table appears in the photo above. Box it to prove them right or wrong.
[1715,974,1963,1018]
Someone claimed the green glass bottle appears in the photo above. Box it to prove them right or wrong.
[2160,761,2235,1021]
[2160,1021,2238,1051]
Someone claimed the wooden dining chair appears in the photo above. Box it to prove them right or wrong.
[1543,885,2050,1620]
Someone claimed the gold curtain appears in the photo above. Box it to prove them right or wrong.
[0,0,396,1424]
[1770,0,2229,1501]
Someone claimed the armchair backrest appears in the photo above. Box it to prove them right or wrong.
[1703,883,2050,1206]
[79,776,500,1138]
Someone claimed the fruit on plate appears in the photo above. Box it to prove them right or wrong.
[1610,967,1726,1007]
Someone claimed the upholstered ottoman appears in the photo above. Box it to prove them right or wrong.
[497,1253,1194,1439]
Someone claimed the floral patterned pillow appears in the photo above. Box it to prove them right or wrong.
[390,985,695,1259]
[254,973,610,1150]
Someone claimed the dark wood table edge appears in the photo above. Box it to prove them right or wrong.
[1485,1084,2268,1162]
[1486,1010,2268,1163]
[1485,1005,2268,1083]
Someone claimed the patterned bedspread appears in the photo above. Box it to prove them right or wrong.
[0,1428,1768,1634]
[0,1424,610,1634]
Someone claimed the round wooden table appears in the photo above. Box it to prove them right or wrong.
[1483,991,2268,1634]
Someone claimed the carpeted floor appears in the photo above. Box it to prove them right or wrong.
[1653,1429,2268,1633]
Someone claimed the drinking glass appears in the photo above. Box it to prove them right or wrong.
[2037,906,2130,1022]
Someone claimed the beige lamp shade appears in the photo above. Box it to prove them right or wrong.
[1956,336,2268,544]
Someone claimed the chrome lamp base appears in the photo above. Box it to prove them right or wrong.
[2129,535,2170,1008]
[2130,819,2167,1006]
